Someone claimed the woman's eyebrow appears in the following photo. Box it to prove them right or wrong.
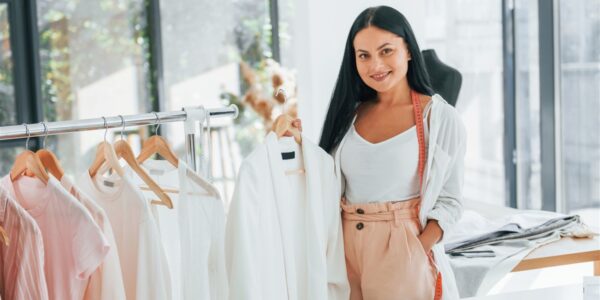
[356,42,393,53]
[376,42,392,50]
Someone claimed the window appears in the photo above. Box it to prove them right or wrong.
[0,2,19,175]
[159,0,275,201]
[36,0,153,175]
[558,0,600,218]
[0,3,15,127]
[0,0,280,202]
[424,0,505,206]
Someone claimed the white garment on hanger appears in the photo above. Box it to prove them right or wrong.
[61,176,126,300]
[77,172,171,300]
[226,133,350,300]
[130,159,228,300]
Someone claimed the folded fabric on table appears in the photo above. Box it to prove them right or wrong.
[444,209,596,298]
[445,215,584,255]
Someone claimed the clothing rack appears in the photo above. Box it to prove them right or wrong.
[0,105,239,172]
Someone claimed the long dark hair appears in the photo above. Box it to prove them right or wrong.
[319,6,434,153]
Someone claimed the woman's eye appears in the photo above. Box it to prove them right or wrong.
[358,53,368,59]
[382,48,393,55]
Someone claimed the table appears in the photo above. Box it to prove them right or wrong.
[462,201,600,276]
[512,234,600,275]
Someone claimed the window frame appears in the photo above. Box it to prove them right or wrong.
[503,0,561,212]
[502,0,518,208]
[1,0,42,149]
[537,0,560,212]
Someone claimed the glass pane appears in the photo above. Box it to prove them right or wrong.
[0,147,24,176]
[278,0,295,67]
[559,0,600,221]
[515,0,542,209]
[424,0,505,206]
[0,4,16,126]
[160,0,272,202]
[37,0,152,176]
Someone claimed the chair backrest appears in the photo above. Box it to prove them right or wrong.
[421,49,462,107]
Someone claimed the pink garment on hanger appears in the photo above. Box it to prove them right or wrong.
[0,175,109,300]
[0,186,48,300]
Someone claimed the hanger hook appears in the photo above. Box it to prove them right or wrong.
[41,122,48,149]
[101,117,108,142]
[118,115,125,140]
[23,123,30,150]
[153,112,161,135]
[275,87,288,105]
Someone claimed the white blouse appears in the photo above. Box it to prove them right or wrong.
[340,102,431,204]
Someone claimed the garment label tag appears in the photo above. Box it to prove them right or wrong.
[149,169,165,176]
[281,151,295,160]
[103,180,115,187]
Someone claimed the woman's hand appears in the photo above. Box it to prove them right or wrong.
[292,119,302,132]
[418,219,443,253]
[282,118,303,136]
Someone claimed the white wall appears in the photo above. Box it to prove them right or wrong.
[291,0,428,141]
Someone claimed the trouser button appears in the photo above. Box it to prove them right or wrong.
[356,208,365,214]
[356,222,364,230]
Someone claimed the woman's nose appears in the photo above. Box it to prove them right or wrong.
[369,57,385,72]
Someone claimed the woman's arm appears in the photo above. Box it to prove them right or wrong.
[420,108,468,252]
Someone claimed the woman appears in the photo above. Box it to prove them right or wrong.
[319,6,466,300]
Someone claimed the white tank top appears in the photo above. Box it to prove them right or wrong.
[341,103,431,204]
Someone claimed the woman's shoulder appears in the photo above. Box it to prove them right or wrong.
[431,94,460,120]
[431,94,466,137]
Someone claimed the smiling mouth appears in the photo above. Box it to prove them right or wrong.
[370,71,392,82]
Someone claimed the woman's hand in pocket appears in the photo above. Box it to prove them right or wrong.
[417,234,434,253]
[418,219,443,253]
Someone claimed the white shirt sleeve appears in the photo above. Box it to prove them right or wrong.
[326,167,351,300]
[426,109,467,241]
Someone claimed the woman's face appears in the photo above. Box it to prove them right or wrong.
[353,26,411,93]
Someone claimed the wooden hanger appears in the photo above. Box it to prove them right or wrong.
[113,139,173,208]
[112,115,173,208]
[0,225,8,246]
[36,122,65,180]
[137,113,215,197]
[137,130,179,168]
[88,117,125,178]
[137,135,179,167]
[88,141,124,177]
[10,124,49,184]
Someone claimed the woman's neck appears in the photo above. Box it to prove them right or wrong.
[377,79,412,106]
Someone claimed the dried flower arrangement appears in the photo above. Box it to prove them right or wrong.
[220,58,298,156]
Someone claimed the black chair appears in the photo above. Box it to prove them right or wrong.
[421,49,462,107]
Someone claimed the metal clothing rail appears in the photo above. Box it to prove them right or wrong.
[0,105,239,171]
